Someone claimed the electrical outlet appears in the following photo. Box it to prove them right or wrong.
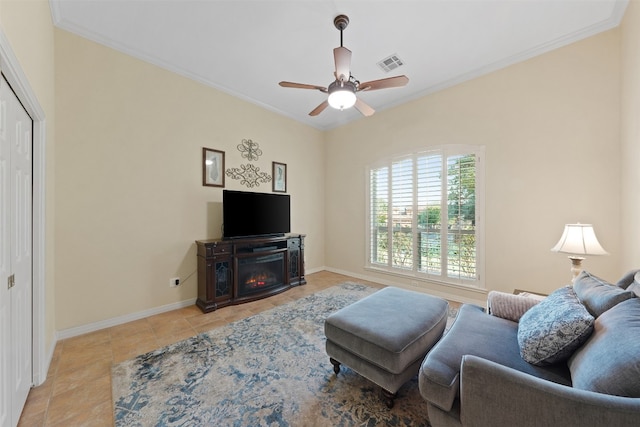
[169,277,180,287]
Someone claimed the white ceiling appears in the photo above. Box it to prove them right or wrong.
[50,0,628,131]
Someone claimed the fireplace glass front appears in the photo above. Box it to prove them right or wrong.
[237,252,286,298]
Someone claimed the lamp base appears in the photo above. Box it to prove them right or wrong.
[568,256,585,282]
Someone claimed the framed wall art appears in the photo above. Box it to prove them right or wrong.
[272,162,287,193]
[203,147,225,187]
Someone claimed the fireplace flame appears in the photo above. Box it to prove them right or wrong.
[245,272,272,288]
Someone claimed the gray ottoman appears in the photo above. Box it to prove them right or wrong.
[324,286,448,408]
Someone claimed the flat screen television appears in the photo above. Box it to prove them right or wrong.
[223,190,291,239]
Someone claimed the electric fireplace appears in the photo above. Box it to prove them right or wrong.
[195,234,306,313]
[237,251,286,298]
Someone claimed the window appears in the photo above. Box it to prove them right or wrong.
[367,145,484,288]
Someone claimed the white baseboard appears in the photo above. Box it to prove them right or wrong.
[305,266,325,275]
[37,298,192,387]
[56,298,198,341]
[54,267,324,342]
[32,337,56,387]
[322,266,487,307]
[53,265,484,351]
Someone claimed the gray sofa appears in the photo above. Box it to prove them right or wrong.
[418,269,640,427]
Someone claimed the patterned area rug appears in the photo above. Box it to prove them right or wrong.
[112,283,458,426]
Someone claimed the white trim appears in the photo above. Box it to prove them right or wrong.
[49,1,630,132]
[56,298,198,341]
[304,266,324,275]
[383,1,631,117]
[363,265,486,293]
[0,28,48,387]
[48,1,300,130]
[324,266,487,307]
[57,265,475,340]
[56,266,325,340]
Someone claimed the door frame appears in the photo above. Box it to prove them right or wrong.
[0,29,48,386]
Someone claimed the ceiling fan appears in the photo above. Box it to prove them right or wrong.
[279,14,409,117]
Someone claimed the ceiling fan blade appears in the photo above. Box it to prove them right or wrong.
[309,100,329,116]
[333,47,352,82]
[279,81,327,92]
[358,75,409,92]
[354,98,375,117]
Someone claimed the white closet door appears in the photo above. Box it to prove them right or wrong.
[0,73,33,427]
[0,71,11,427]
[10,74,32,426]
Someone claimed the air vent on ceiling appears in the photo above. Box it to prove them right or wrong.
[377,54,404,73]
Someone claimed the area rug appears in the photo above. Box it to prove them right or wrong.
[112,283,458,426]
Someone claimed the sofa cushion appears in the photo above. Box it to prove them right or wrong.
[517,286,594,366]
[573,271,636,317]
[568,297,640,397]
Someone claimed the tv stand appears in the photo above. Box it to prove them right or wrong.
[195,234,305,313]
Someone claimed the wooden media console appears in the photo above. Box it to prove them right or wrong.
[195,234,305,312]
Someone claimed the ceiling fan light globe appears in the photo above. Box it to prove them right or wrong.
[328,88,357,110]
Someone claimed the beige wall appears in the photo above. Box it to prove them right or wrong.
[325,29,621,301]
[0,0,57,355]
[54,29,325,330]
[621,0,640,270]
[3,2,637,334]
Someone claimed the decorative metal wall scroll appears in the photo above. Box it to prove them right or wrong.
[203,138,286,190]
[237,139,263,161]
[225,163,272,188]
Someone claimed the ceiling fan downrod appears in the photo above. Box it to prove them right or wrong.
[334,14,349,47]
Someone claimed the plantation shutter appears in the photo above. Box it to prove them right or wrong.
[369,166,388,265]
[391,158,413,269]
[366,145,483,288]
[446,154,477,280]
[417,152,443,276]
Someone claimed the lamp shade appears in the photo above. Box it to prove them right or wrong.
[551,223,608,256]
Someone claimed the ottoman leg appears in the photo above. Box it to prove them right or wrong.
[381,389,397,409]
[330,357,341,375]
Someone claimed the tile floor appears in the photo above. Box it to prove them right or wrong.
[17,271,457,426]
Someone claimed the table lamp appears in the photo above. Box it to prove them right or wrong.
[551,223,608,281]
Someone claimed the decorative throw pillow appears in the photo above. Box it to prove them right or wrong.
[627,282,640,298]
[621,271,640,297]
[568,298,640,397]
[614,269,640,290]
[517,286,594,366]
[573,271,635,317]
[487,291,540,322]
